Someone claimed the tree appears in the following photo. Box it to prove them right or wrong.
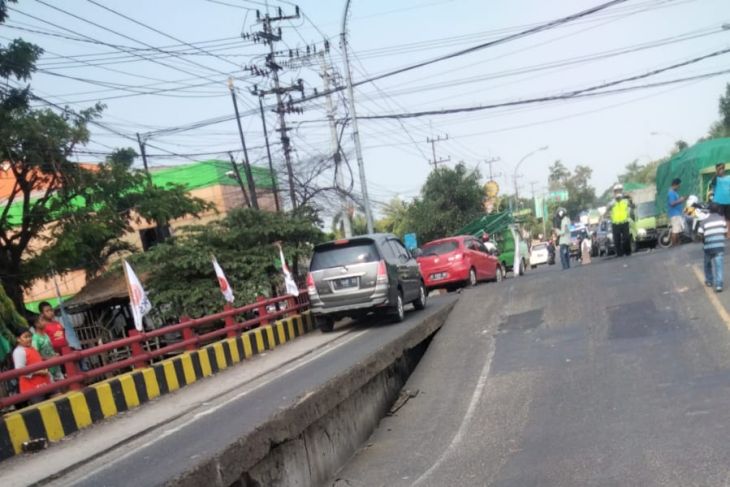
[548,160,570,191]
[404,163,483,243]
[130,208,324,320]
[0,283,28,360]
[707,83,730,139]
[563,165,596,217]
[0,6,213,311]
[376,197,410,237]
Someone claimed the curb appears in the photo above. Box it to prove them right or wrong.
[0,312,314,461]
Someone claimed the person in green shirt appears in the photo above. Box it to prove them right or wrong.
[32,319,63,381]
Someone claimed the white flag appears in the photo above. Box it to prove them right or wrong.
[212,257,234,303]
[124,260,152,331]
[276,243,299,297]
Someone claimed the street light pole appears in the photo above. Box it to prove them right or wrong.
[341,0,374,234]
[512,146,548,211]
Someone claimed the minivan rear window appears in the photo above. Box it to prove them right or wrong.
[310,241,380,271]
[421,240,459,256]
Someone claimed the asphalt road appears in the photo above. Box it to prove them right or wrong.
[335,245,730,487]
[43,295,456,487]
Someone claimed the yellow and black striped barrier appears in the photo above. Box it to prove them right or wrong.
[0,312,314,461]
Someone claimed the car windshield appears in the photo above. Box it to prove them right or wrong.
[310,241,379,271]
[421,240,459,256]
[636,201,656,219]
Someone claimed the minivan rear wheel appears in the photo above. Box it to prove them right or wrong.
[317,316,334,333]
[392,292,405,323]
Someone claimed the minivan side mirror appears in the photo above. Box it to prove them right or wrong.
[412,248,423,258]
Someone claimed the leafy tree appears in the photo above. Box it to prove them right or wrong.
[548,160,570,191]
[0,283,28,359]
[129,208,323,320]
[563,165,596,217]
[376,197,410,237]
[707,83,730,139]
[0,5,210,311]
[404,163,483,243]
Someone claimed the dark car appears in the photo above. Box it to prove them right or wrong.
[306,234,427,332]
[596,219,614,256]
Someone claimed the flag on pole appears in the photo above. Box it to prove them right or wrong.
[123,260,152,331]
[275,243,299,297]
[52,272,81,350]
[212,257,234,303]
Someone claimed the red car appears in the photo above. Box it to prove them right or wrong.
[417,236,503,292]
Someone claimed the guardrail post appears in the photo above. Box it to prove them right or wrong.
[223,303,237,338]
[61,346,83,391]
[180,316,197,351]
[128,330,148,369]
[287,295,297,317]
[256,296,269,327]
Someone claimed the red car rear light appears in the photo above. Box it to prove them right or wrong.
[306,272,316,294]
[447,253,464,262]
[376,260,388,284]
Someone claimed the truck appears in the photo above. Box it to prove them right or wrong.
[625,183,664,249]
[456,211,531,276]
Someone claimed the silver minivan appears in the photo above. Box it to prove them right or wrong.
[306,234,427,331]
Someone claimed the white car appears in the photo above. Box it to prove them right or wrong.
[530,242,549,268]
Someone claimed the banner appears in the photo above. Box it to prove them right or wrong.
[212,257,234,303]
[275,243,299,297]
[123,261,152,331]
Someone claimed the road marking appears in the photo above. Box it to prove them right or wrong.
[692,265,730,330]
[69,328,370,482]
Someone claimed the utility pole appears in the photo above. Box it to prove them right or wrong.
[135,132,151,183]
[257,96,280,212]
[320,52,352,237]
[245,7,302,209]
[341,0,374,234]
[227,151,250,207]
[426,134,450,169]
[227,77,259,210]
[484,157,501,181]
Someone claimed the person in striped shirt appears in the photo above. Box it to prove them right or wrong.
[698,202,727,293]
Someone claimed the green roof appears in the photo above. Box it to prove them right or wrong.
[4,160,275,226]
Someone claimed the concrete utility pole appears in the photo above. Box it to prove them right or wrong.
[426,134,451,169]
[320,52,352,238]
[227,78,259,210]
[245,7,302,210]
[257,96,280,212]
[513,145,548,211]
[341,0,374,234]
[135,132,151,183]
[227,151,251,207]
[484,157,501,181]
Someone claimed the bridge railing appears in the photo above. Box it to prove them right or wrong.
[0,292,309,408]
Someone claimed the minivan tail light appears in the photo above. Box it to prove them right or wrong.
[376,260,388,284]
[448,253,464,262]
[306,272,317,295]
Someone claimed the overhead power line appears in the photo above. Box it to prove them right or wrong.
[356,47,730,120]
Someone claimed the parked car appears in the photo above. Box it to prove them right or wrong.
[595,218,638,256]
[417,235,503,293]
[530,242,549,268]
[307,234,427,332]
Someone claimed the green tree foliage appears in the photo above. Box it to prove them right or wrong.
[0,282,28,357]
[548,161,597,218]
[376,197,410,237]
[404,163,483,243]
[0,6,210,311]
[129,208,323,320]
[548,160,571,191]
[707,83,730,139]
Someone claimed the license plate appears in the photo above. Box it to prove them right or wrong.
[431,272,447,280]
[333,277,359,289]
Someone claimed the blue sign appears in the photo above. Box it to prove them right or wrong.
[403,233,418,250]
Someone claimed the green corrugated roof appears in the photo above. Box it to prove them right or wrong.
[3,160,275,226]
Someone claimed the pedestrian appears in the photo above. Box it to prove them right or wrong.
[12,328,52,404]
[547,239,556,265]
[37,301,67,355]
[667,178,687,247]
[609,183,634,257]
[581,232,592,264]
[709,162,730,238]
[698,202,727,293]
[556,208,571,270]
[32,319,63,382]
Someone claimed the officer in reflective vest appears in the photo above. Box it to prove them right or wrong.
[609,183,634,257]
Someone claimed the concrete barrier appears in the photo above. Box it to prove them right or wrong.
[168,301,456,487]
[0,312,314,461]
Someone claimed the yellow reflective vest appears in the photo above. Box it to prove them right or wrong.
[611,198,630,224]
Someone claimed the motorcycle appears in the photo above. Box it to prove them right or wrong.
[657,195,709,248]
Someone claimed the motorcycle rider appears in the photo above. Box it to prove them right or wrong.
[608,183,634,257]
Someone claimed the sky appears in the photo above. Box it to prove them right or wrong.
[3,0,730,217]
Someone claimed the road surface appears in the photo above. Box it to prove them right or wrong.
[336,245,730,487]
